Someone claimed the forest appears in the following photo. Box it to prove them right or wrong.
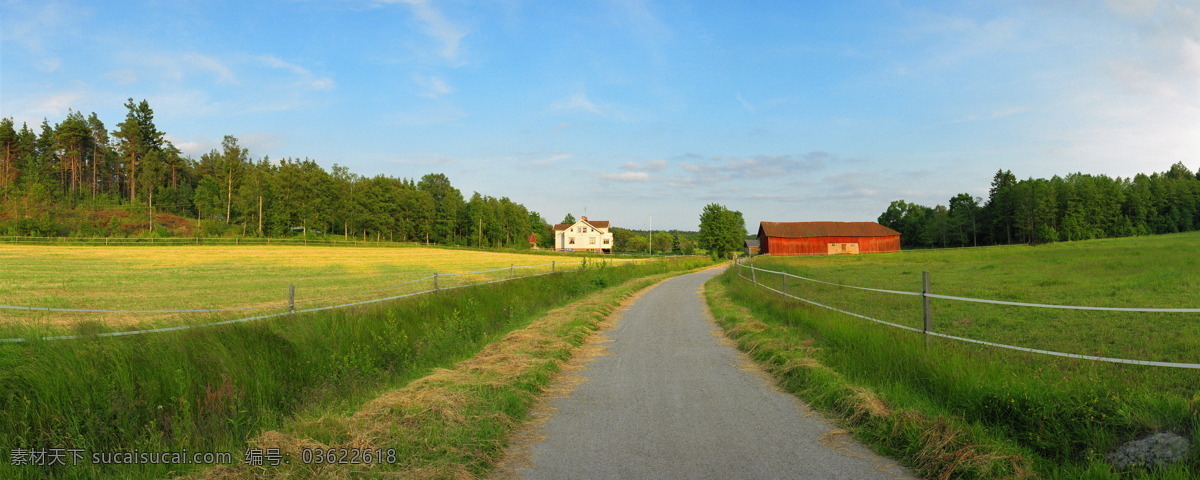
[879,164,1200,248]
[0,99,554,247]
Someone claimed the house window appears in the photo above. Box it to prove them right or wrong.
[590,237,596,244]
[569,238,575,245]
[603,238,610,245]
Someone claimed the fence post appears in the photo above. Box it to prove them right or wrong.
[288,285,296,314]
[751,263,757,284]
[922,271,932,346]
[510,264,514,279]
[434,273,440,292]
[782,273,787,295]
[552,261,555,273]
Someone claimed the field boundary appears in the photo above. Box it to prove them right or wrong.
[0,259,642,343]
[734,259,1200,369]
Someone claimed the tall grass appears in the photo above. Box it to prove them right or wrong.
[712,246,1200,478]
[0,256,712,479]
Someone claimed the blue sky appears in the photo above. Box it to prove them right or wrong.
[2,0,1198,231]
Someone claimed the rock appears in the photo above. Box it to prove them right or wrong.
[1107,432,1191,471]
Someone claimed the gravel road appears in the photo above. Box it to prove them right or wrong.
[501,266,915,480]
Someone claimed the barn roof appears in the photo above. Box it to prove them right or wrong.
[759,221,900,238]
[744,239,760,247]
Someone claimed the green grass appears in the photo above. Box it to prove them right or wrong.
[711,233,1200,478]
[187,262,699,479]
[0,256,713,479]
[744,231,1200,365]
[0,244,639,337]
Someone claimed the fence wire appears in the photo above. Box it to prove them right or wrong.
[735,261,1200,369]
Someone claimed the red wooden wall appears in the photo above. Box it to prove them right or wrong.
[760,235,900,255]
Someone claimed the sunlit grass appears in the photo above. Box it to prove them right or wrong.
[713,233,1200,478]
[0,245,611,335]
[743,230,1200,364]
[0,256,713,479]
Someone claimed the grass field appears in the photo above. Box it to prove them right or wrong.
[0,245,613,336]
[744,231,1200,365]
[712,232,1200,478]
[0,245,711,479]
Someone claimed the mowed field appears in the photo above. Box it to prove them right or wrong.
[746,231,1200,366]
[0,245,584,334]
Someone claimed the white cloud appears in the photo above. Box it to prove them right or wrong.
[2,1,68,54]
[414,74,453,98]
[678,153,831,182]
[621,159,667,172]
[514,151,574,169]
[1021,0,1200,175]
[735,93,754,111]
[551,91,604,115]
[28,92,85,118]
[603,0,671,59]
[258,55,335,90]
[734,93,789,112]
[149,90,224,117]
[1106,0,1160,17]
[105,69,138,85]
[164,134,218,157]
[600,171,650,182]
[127,52,237,85]
[36,57,61,73]
[384,0,469,64]
[893,12,1025,76]
[949,106,1029,124]
[182,54,237,85]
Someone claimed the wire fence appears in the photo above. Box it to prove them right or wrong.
[0,258,645,343]
[733,258,1200,369]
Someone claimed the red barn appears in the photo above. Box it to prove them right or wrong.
[757,221,901,255]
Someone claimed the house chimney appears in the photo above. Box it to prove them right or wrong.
[581,216,588,221]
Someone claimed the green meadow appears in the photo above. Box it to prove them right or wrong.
[712,232,1200,478]
[0,246,711,479]
[744,232,1200,365]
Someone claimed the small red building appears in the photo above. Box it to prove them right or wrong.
[757,221,901,255]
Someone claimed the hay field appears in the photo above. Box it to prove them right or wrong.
[0,245,572,332]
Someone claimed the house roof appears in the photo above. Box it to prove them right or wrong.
[553,219,611,231]
[744,239,760,247]
[758,221,900,238]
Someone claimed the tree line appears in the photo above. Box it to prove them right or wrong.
[0,99,546,246]
[879,163,1200,248]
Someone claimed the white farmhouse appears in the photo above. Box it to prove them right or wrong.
[553,217,614,254]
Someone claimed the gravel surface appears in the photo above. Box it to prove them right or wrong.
[506,266,914,480]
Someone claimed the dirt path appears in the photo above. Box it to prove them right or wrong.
[496,266,914,479]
